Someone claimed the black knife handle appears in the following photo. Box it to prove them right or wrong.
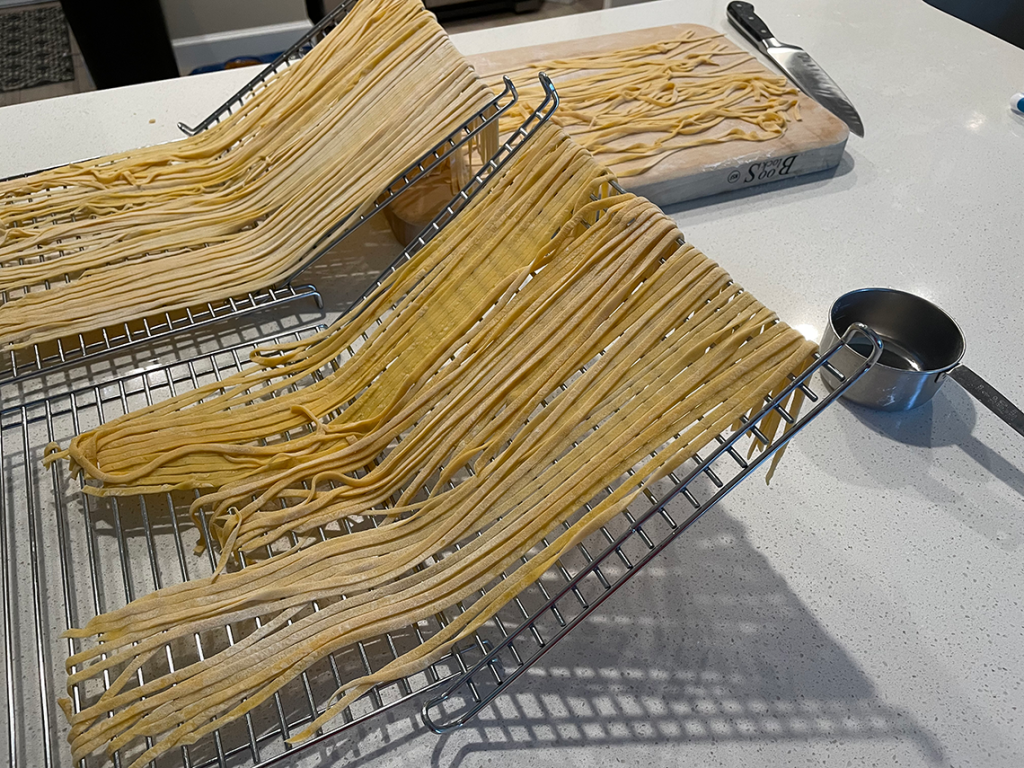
[727,2,775,49]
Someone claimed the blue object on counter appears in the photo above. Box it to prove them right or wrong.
[190,52,282,76]
[1012,92,1024,115]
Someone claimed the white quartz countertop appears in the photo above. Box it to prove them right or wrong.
[2,0,1023,766]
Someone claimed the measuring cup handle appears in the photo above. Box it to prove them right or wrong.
[948,365,1024,439]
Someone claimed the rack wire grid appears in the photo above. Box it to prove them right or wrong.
[0,0,520,386]
[420,323,880,731]
[0,154,883,766]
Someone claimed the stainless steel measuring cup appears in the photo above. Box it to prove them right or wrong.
[819,288,1024,437]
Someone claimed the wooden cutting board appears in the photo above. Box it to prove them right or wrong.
[466,24,849,208]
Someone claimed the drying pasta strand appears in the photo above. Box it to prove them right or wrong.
[481,30,800,177]
[0,0,496,350]
[56,123,816,766]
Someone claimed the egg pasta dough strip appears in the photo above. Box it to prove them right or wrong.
[56,124,816,766]
[480,29,801,177]
[0,0,496,350]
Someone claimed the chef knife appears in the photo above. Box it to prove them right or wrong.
[726,1,864,137]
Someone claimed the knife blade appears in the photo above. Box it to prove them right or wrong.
[726,1,864,137]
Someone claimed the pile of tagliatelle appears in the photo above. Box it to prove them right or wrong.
[48,122,817,767]
[480,29,801,177]
[0,0,495,351]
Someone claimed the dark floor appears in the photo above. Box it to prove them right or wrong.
[0,1,93,107]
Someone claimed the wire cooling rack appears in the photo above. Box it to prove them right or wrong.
[0,311,881,768]
[419,323,879,732]
[0,1,363,385]
[0,77,522,387]
[0,0,525,387]
[0,158,883,768]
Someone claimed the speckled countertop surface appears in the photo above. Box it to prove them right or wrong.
[1,0,1022,766]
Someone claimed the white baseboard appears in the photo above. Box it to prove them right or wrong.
[171,19,313,75]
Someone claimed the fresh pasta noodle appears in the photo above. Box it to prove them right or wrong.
[48,127,614,502]
[481,30,801,176]
[0,0,496,350]
[55,123,816,766]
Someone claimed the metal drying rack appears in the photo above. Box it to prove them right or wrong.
[0,0,522,387]
[419,326,879,732]
[0,152,883,767]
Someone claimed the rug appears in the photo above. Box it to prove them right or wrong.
[0,6,75,92]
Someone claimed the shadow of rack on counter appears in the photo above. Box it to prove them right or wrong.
[0,162,883,767]
[0,0,531,387]
[419,328,880,733]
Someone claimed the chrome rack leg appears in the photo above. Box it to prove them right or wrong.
[420,323,882,733]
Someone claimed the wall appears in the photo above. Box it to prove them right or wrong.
[160,0,308,39]
[159,0,313,74]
